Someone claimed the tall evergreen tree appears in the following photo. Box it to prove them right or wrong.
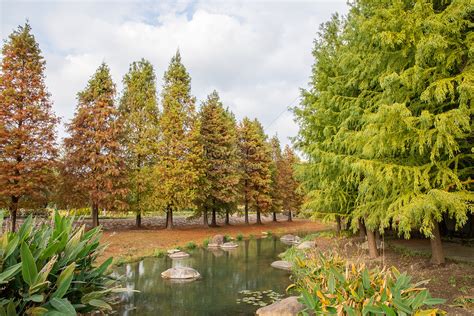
[151,51,202,229]
[238,118,272,224]
[64,63,127,227]
[295,1,473,263]
[280,145,302,221]
[119,59,159,228]
[0,24,59,231]
[198,91,240,226]
[269,135,284,222]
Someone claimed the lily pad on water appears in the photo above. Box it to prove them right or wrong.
[236,289,284,307]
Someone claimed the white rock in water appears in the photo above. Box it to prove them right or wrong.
[220,242,238,249]
[168,251,190,259]
[296,241,316,250]
[256,296,305,316]
[167,249,181,255]
[280,234,301,245]
[207,243,220,248]
[161,267,200,280]
[271,260,293,271]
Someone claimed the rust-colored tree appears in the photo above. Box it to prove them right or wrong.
[238,118,272,225]
[63,63,127,227]
[0,24,58,231]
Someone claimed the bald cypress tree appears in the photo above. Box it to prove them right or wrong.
[64,63,127,227]
[151,52,202,229]
[238,118,272,225]
[280,145,302,222]
[296,1,473,263]
[0,24,59,231]
[119,59,159,228]
[269,135,284,222]
[198,91,240,227]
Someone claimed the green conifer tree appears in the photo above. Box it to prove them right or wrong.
[119,59,159,228]
[269,135,284,222]
[198,91,240,226]
[295,1,473,263]
[151,51,202,229]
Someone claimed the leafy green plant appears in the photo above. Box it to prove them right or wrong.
[185,241,197,250]
[202,238,210,247]
[288,252,446,315]
[223,235,232,242]
[154,249,166,257]
[236,234,244,241]
[0,211,125,315]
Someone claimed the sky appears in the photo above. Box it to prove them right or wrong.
[1,0,349,147]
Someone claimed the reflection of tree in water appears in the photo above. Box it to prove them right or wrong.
[116,237,292,315]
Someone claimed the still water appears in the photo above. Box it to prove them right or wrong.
[115,237,292,316]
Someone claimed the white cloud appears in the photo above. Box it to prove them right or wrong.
[1,0,349,147]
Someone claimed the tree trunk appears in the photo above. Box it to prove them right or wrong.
[272,212,277,222]
[225,210,230,225]
[166,209,173,230]
[366,228,379,258]
[203,210,209,227]
[210,209,217,227]
[375,230,381,245]
[256,210,262,225]
[244,201,249,224]
[336,215,342,235]
[92,202,99,227]
[9,196,19,232]
[358,219,367,238]
[136,212,142,228]
[288,210,292,222]
[430,221,445,265]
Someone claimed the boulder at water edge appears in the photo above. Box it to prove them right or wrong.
[161,267,200,280]
[211,234,225,245]
[220,242,238,249]
[168,251,190,259]
[280,234,301,245]
[167,249,180,255]
[256,296,305,316]
[270,260,292,271]
[296,241,316,250]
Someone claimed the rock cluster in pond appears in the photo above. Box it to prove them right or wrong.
[208,234,225,248]
[270,260,292,271]
[255,296,305,316]
[161,267,200,280]
[220,242,238,249]
[280,234,301,245]
[167,249,180,255]
[168,251,190,259]
[296,240,316,250]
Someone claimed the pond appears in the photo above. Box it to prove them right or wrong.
[115,236,294,315]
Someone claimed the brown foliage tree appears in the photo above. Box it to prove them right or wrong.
[63,63,127,227]
[0,24,58,231]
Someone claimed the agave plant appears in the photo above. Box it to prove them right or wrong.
[0,211,125,315]
[287,251,446,315]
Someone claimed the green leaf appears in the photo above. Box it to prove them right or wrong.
[26,294,44,303]
[328,272,335,294]
[423,297,446,305]
[49,298,75,316]
[393,298,413,314]
[51,262,75,299]
[0,263,22,284]
[412,290,428,309]
[18,216,33,241]
[20,242,38,286]
[6,301,16,316]
[4,235,19,260]
[380,304,396,316]
[88,299,112,311]
[361,269,370,290]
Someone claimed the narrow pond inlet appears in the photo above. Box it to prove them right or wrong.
[115,236,295,316]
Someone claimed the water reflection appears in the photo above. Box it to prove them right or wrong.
[115,237,291,316]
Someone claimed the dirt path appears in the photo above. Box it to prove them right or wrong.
[99,217,329,263]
